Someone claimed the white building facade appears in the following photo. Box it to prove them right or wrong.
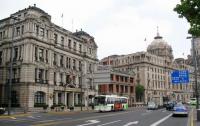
[0,5,98,111]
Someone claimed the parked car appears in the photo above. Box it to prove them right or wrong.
[147,101,158,110]
[173,103,188,117]
[166,101,176,111]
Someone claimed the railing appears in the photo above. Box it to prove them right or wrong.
[35,79,48,84]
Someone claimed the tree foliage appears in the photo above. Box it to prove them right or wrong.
[136,84,144,102]
[174,0,200,36]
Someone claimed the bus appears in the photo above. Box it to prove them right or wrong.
[94,95,128,112]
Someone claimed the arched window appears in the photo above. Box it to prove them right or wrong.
[34,91,45,104]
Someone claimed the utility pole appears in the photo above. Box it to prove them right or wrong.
[80,62,84,111]
[187,36,199,109]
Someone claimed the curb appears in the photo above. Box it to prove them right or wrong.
[0,113,30,119]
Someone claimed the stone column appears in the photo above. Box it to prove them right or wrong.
[55,92,58,104]
[64,92,67,106]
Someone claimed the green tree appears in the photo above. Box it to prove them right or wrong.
[135,84,145,102]
[174,0,200,36]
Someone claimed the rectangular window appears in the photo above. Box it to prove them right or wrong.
[13,47,18,61]
[0,51,2,65]
[89,64,92,72]
[60,55,63,67]
[39,48,44,62]
[0,32,2,40]
[69,58,71,69]
[36,25,39,35]
[66,57,68,68]
[16,27,20,36]
[68,39,71,49]
[35,46,38,61]
[73,59,76,70]
[66,75,70,84]
[61,36,64,47]
[21,25,24,34]
[89,48,92,54]
[73,42,76,51]
[54,33,57,44]
[3,31,5,38]
[79,61,82,71]
[40,28,44,36]
[53,53,57,65]
[46,50,48,63]
[46,30,49,38]
[79,44,82,53]
[54,72,56,85]
[38,69,44,83]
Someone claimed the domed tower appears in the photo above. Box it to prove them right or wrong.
[147,28,174,62]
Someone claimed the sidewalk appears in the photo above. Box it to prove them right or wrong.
[193,109,200,126]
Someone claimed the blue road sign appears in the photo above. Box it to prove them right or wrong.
[171,70,189,84]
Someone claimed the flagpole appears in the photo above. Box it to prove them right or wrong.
[61,13,63,27]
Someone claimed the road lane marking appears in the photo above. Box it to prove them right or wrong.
[97,120,121,126]
[31,111,133,126]
[77,120,100,126]
[150,113,172,126]
[10,117,16,119]
[191,108,193,126]
[123,121,139,126]
[37,120,55,123]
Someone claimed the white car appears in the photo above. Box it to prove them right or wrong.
[147,101,158,110]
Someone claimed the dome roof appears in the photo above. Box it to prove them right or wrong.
[147,33,172,51]
[146,31,173,60]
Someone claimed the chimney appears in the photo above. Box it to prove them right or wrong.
[34,4,36,7]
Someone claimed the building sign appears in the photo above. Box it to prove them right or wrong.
[171,70,189,84]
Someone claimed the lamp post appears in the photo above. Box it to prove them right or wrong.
[8,15,20,115]
[80,63,84,111]
[187,36,199,109]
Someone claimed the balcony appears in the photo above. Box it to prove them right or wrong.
[7,78,20,83]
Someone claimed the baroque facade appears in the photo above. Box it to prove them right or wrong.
[0,5,98,110]
[100,32,194,104]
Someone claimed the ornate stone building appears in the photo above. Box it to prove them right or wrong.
[100,32,194,104]
[0,5,98,111]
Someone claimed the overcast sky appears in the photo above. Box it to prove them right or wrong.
[0,0,191,60]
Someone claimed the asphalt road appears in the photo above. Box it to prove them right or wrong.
[0,107,191,126]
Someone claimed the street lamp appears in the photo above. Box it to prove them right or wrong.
[8,15,20,115]
[187,36,199,109]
